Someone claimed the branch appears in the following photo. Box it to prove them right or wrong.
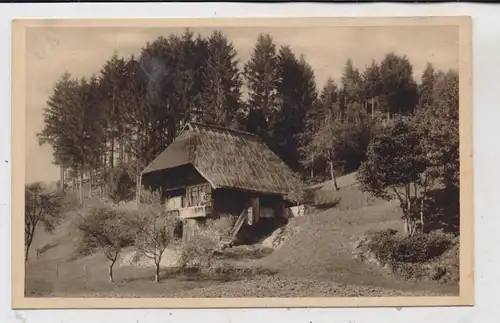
[392,187,405,206]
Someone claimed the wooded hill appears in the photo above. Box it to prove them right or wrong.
[37,29,459,209]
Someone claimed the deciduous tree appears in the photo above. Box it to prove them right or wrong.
[25,183,64,262]
[357,118,430,236]
[129,190,177,282]
[75,207,134,282]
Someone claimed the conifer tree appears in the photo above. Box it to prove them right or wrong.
[99,53,129,169]
[378,53,418,117]
[418,62,437,110]
[273,47,317,170]
[362,60,383,117]
[243,33,280,136]
[199,30,242,126]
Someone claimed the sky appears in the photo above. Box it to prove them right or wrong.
[25,24,459,183]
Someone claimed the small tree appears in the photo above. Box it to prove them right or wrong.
[357,117,430,236]
[130,189,176,282]
[25,183,64,262]
[75,207,133,282]
[306,110,344,191]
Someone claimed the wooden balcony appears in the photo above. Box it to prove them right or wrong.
[178,205,212,219]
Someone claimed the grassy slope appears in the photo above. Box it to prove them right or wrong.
[25,173,458,297]
[241,173,458,296]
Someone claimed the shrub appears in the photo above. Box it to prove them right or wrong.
[312,191,341,209]
[180,215,242,270]
[354,228,457,282]
[367,230,452,264]
[208,214,235,238]
[207,262,236,277]
[180,229,219,270]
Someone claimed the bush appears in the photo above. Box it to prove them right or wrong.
[207,215,235,238]
[180,228,219,270]
[312,192,341,209]
[354,228,458,282]
[367,230,453,264]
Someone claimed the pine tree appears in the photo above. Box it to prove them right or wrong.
[319,78,340,117]
[340,59,366,124]
[341,58,363,105]
[378,53,418,117]
[199,30,242,126]
[243,33,280,136]
[38,72,78,171]
[418,62,437,110]
[272,47,317,170]
[362,60,383,118]
[98,53,129,169]
[39,73,104,205]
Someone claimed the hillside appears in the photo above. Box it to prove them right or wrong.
[25,173,458,297]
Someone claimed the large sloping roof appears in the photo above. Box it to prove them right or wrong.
[141,122,301,195]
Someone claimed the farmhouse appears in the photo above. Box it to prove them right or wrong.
[140,122,303,246]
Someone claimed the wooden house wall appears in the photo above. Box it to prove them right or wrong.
[211,189,285,220]
[142,164,207,195]
[212,188,249,218]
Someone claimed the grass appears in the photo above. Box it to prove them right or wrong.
[25,173,459,297]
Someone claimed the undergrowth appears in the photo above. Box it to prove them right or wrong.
[354,228,459,283]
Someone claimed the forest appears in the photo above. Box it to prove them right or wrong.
[37,28,459,216]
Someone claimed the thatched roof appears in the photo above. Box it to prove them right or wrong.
[142,122,302,195]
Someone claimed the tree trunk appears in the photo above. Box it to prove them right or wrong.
[411,220,417,236]
[420,196,425,233]
[110,137,115,169]
[329,161,339,191]
[89,169,93,198]
[371,97,375,118]
[155,263,160,283]
[75,171,83,206]
[136,174,141,208]
[60,166,65,192]
[79,170,84,207]
[118,140,123,165]
[108,261,115,282]
[103,148,107,172]
[310,152,314,179]
[25,240,32,263]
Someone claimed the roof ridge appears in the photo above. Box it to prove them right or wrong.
[188,122,259,138]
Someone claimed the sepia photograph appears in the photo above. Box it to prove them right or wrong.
[11,17,473,308]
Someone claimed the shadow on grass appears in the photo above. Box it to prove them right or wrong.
[424,187,460,235]
[313,197,342,210]
[214,246,274,261]
[120,264,278,284]
[36,242,58,255]
[120,267,184,283]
